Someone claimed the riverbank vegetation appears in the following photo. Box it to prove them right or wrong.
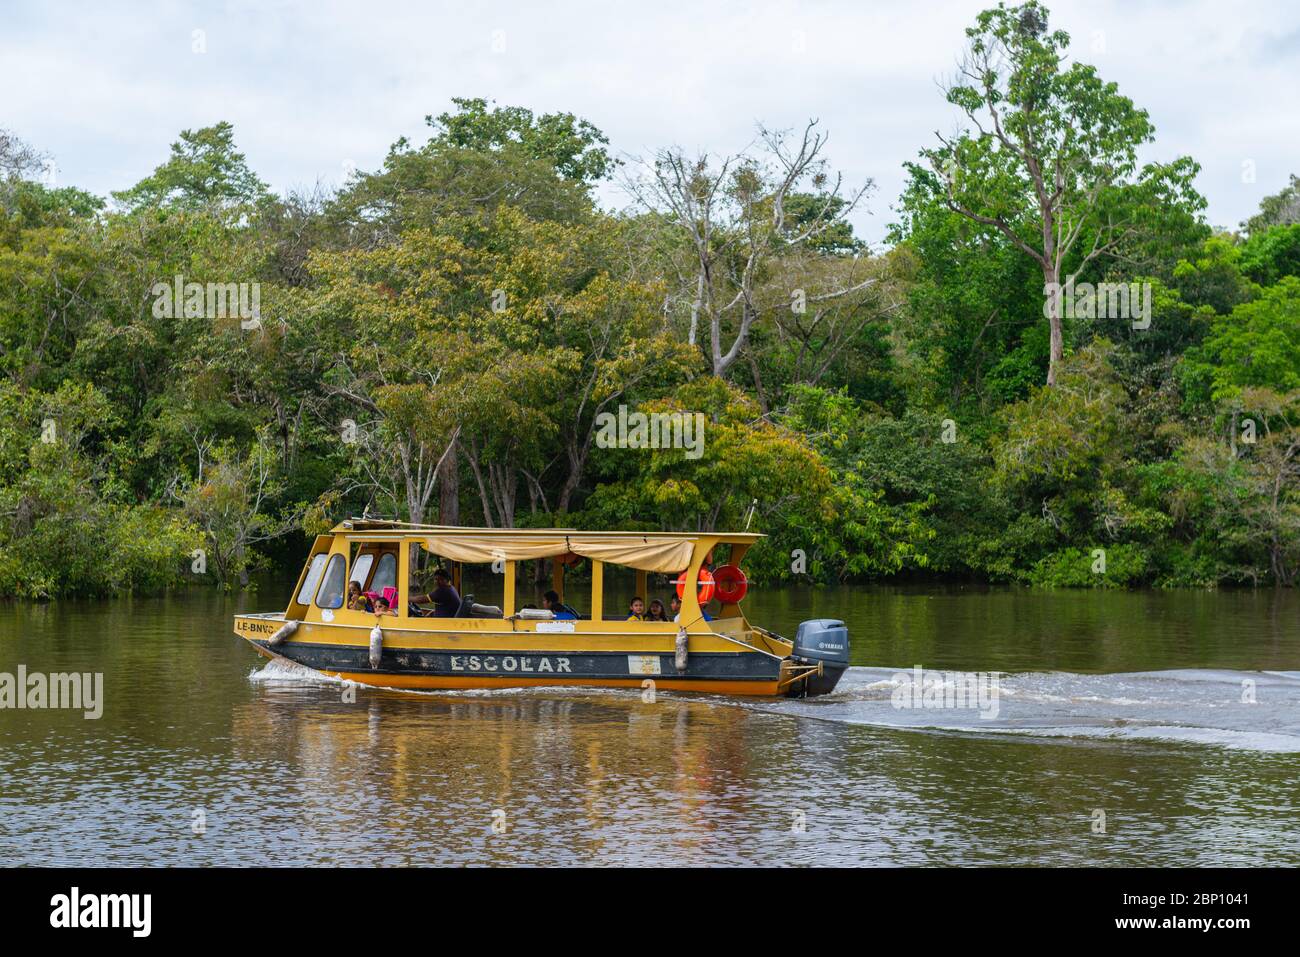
[2,2,1297,596]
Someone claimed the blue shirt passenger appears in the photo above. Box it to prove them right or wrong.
[543,590,578,619]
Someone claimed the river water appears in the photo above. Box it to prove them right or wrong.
[1,584,1297,866]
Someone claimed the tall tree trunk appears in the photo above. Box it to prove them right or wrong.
[488,463,517,528]
[557,439,587,513]
[438,442,460,526]
[1043,262,1064,387]
[747,350,770,414]
[465,444,495,528]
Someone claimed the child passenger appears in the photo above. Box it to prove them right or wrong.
[347,581,372,612]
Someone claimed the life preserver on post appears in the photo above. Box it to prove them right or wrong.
[712,564,748,603]
[674,568,715,605]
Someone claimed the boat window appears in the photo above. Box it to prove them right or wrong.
[297,554,328,605]
[371,553,397,592]
[315,554,347,609]
[350,553,374,586]
[599,563,636,622]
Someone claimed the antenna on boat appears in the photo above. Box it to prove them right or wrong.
[744,498,758,530]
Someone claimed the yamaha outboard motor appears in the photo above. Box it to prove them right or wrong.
[787,618,849,697]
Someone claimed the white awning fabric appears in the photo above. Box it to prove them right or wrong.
[422,534,696,573]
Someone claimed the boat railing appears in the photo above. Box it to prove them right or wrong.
[699,628,786,660]
[746,624,792,656]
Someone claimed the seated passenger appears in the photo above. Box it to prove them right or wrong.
[410,568,461,618]
[542,590,578,620]
[347,582,373,612]
[372,596,398,616]
[647,599,669,622]
[626,597,646,621]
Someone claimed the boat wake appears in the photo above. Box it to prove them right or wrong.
[742,667,1300,753]
[248,659,1300,751]
[249,657,344,686]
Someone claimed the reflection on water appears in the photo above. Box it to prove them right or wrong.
[0,584,1297,866]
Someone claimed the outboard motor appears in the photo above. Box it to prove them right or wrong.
[787,618,849,697]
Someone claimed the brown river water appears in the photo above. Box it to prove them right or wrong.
[1,584,1297,866]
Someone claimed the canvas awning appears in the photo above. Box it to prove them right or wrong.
[422,534,696,573]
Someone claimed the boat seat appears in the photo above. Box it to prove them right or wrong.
[455,594,504,619]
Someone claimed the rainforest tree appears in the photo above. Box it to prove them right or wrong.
[915,0,1204,386]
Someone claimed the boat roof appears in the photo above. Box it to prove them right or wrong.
[329,519,761,572]
[331,518,763,542]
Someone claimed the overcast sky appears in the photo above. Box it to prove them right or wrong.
[4,0,1297,245]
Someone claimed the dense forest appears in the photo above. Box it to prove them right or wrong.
[2,1,1298,598]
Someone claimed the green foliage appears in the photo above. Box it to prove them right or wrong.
[992,340,1127,493]
[1,47,1298,598]
[889,174,1047,409]
[1181,277,1300,405]
[111,122,270,212]
[776,386,936,580]
[1171,235,1257,313]
[581,377,833,535]
[177,432,297,587]
[1029,544,1150,587]
[1,179,104,235]
[780,193,865,255]
[1239,224,1300,286]
[907,1,1205,387]
[0,381,200,597]
[329,101,605,235]
[427,97,617,184]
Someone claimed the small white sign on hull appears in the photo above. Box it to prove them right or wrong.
[627,655,661,675]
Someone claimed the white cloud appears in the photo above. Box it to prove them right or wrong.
[3,0,1296,239]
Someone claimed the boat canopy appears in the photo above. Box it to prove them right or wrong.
[423,533,697,573]
[330,520,763,574]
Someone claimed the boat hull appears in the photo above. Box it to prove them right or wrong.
[238,616,784,695]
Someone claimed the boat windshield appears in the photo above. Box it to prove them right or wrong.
[297,554,328,604]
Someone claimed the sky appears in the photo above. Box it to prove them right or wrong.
[3,0,1298,246]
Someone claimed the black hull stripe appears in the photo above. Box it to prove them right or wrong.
[251,640,782,682]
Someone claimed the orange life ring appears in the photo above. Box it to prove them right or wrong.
[712,564,748,603]
[674,568,715,604]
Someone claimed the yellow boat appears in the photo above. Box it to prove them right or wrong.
[234,519,849,697]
